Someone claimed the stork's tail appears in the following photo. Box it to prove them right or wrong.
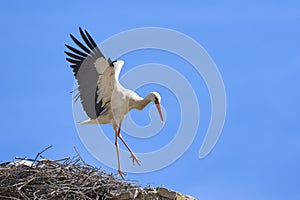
[78,118,97,125]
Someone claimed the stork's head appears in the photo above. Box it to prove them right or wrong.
[150,92,164,125]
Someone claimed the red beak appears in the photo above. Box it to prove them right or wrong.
[155,102,164,125]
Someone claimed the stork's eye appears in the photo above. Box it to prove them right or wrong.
[154,96,158,103]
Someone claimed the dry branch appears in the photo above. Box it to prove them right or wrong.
[0,150,138,200]
[0,148,196,200]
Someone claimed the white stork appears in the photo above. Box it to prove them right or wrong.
[65,28,164,179]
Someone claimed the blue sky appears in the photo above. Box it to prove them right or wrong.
[1,1,300,199]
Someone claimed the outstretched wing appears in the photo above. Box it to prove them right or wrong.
[65,27,115,119]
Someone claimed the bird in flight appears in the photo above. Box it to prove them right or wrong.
[65,28,164,179]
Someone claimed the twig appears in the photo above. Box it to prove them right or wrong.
[32,145,53,166]
[74,146,87,166]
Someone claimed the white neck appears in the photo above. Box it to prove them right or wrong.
[130,94,152,110]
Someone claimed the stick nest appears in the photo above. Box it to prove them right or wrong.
[0,146,139,200]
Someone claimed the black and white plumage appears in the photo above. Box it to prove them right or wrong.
[65,28,164,179]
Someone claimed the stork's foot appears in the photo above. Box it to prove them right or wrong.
[118,169,126,180]
[130,153,141,166]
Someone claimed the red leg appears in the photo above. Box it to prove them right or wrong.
[117,125,141,166]
[115,127,126,179]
